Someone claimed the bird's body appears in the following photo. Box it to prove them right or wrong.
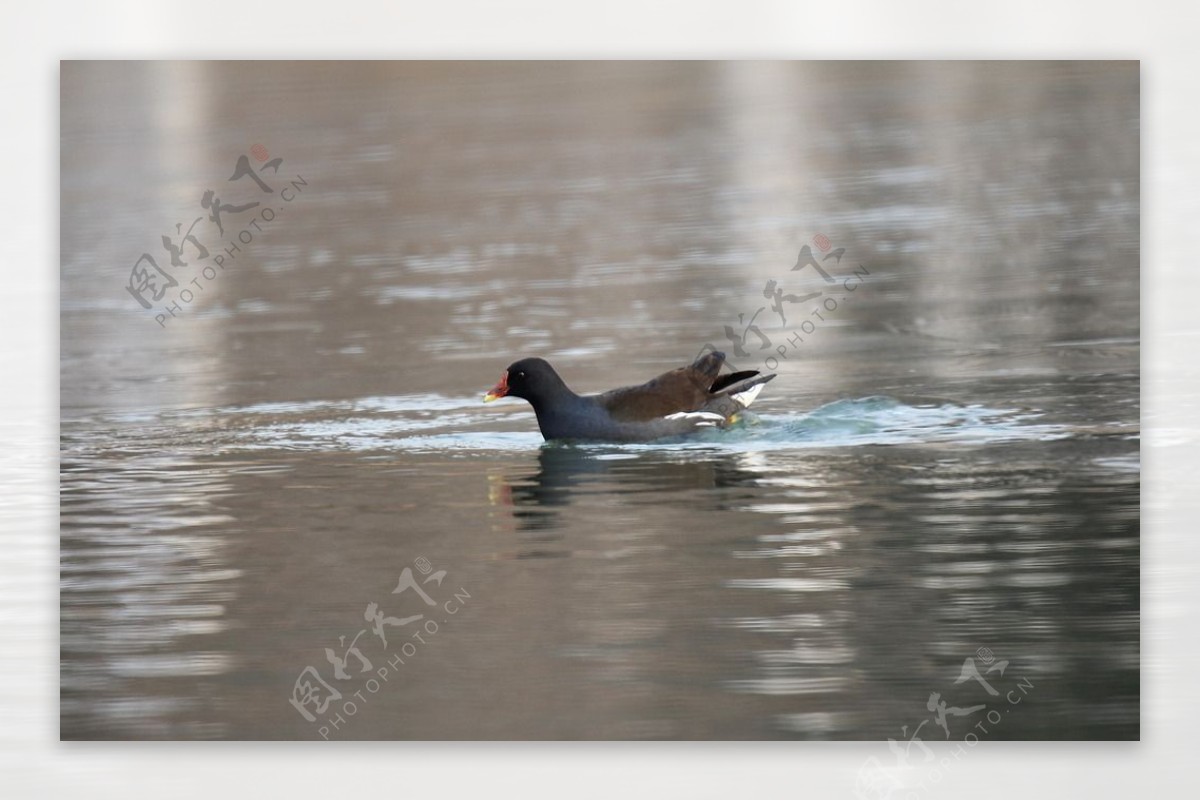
[483,351,775,443]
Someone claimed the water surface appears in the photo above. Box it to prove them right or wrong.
[61,61,1138,740]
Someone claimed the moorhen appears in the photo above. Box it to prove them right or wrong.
[483,351,775,442]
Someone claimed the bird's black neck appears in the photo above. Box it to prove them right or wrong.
[527,382,591,440]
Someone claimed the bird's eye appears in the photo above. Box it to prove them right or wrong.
[517,371,525,378]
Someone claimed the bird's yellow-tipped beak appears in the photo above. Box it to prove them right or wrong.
[483,371,508,403]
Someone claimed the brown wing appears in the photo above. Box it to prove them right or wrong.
[594,353,726,423]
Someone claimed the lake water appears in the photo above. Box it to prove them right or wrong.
[60,61,1139,740]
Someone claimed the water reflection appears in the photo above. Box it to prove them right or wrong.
[494,447,770,528]
[474,430,1137,739]
[60,451,238,739]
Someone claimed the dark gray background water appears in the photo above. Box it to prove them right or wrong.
[60,61,1138,740]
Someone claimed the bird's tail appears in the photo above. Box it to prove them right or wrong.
[707,371,775,417]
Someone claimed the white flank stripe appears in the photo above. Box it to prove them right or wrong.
[665,411,726,422]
